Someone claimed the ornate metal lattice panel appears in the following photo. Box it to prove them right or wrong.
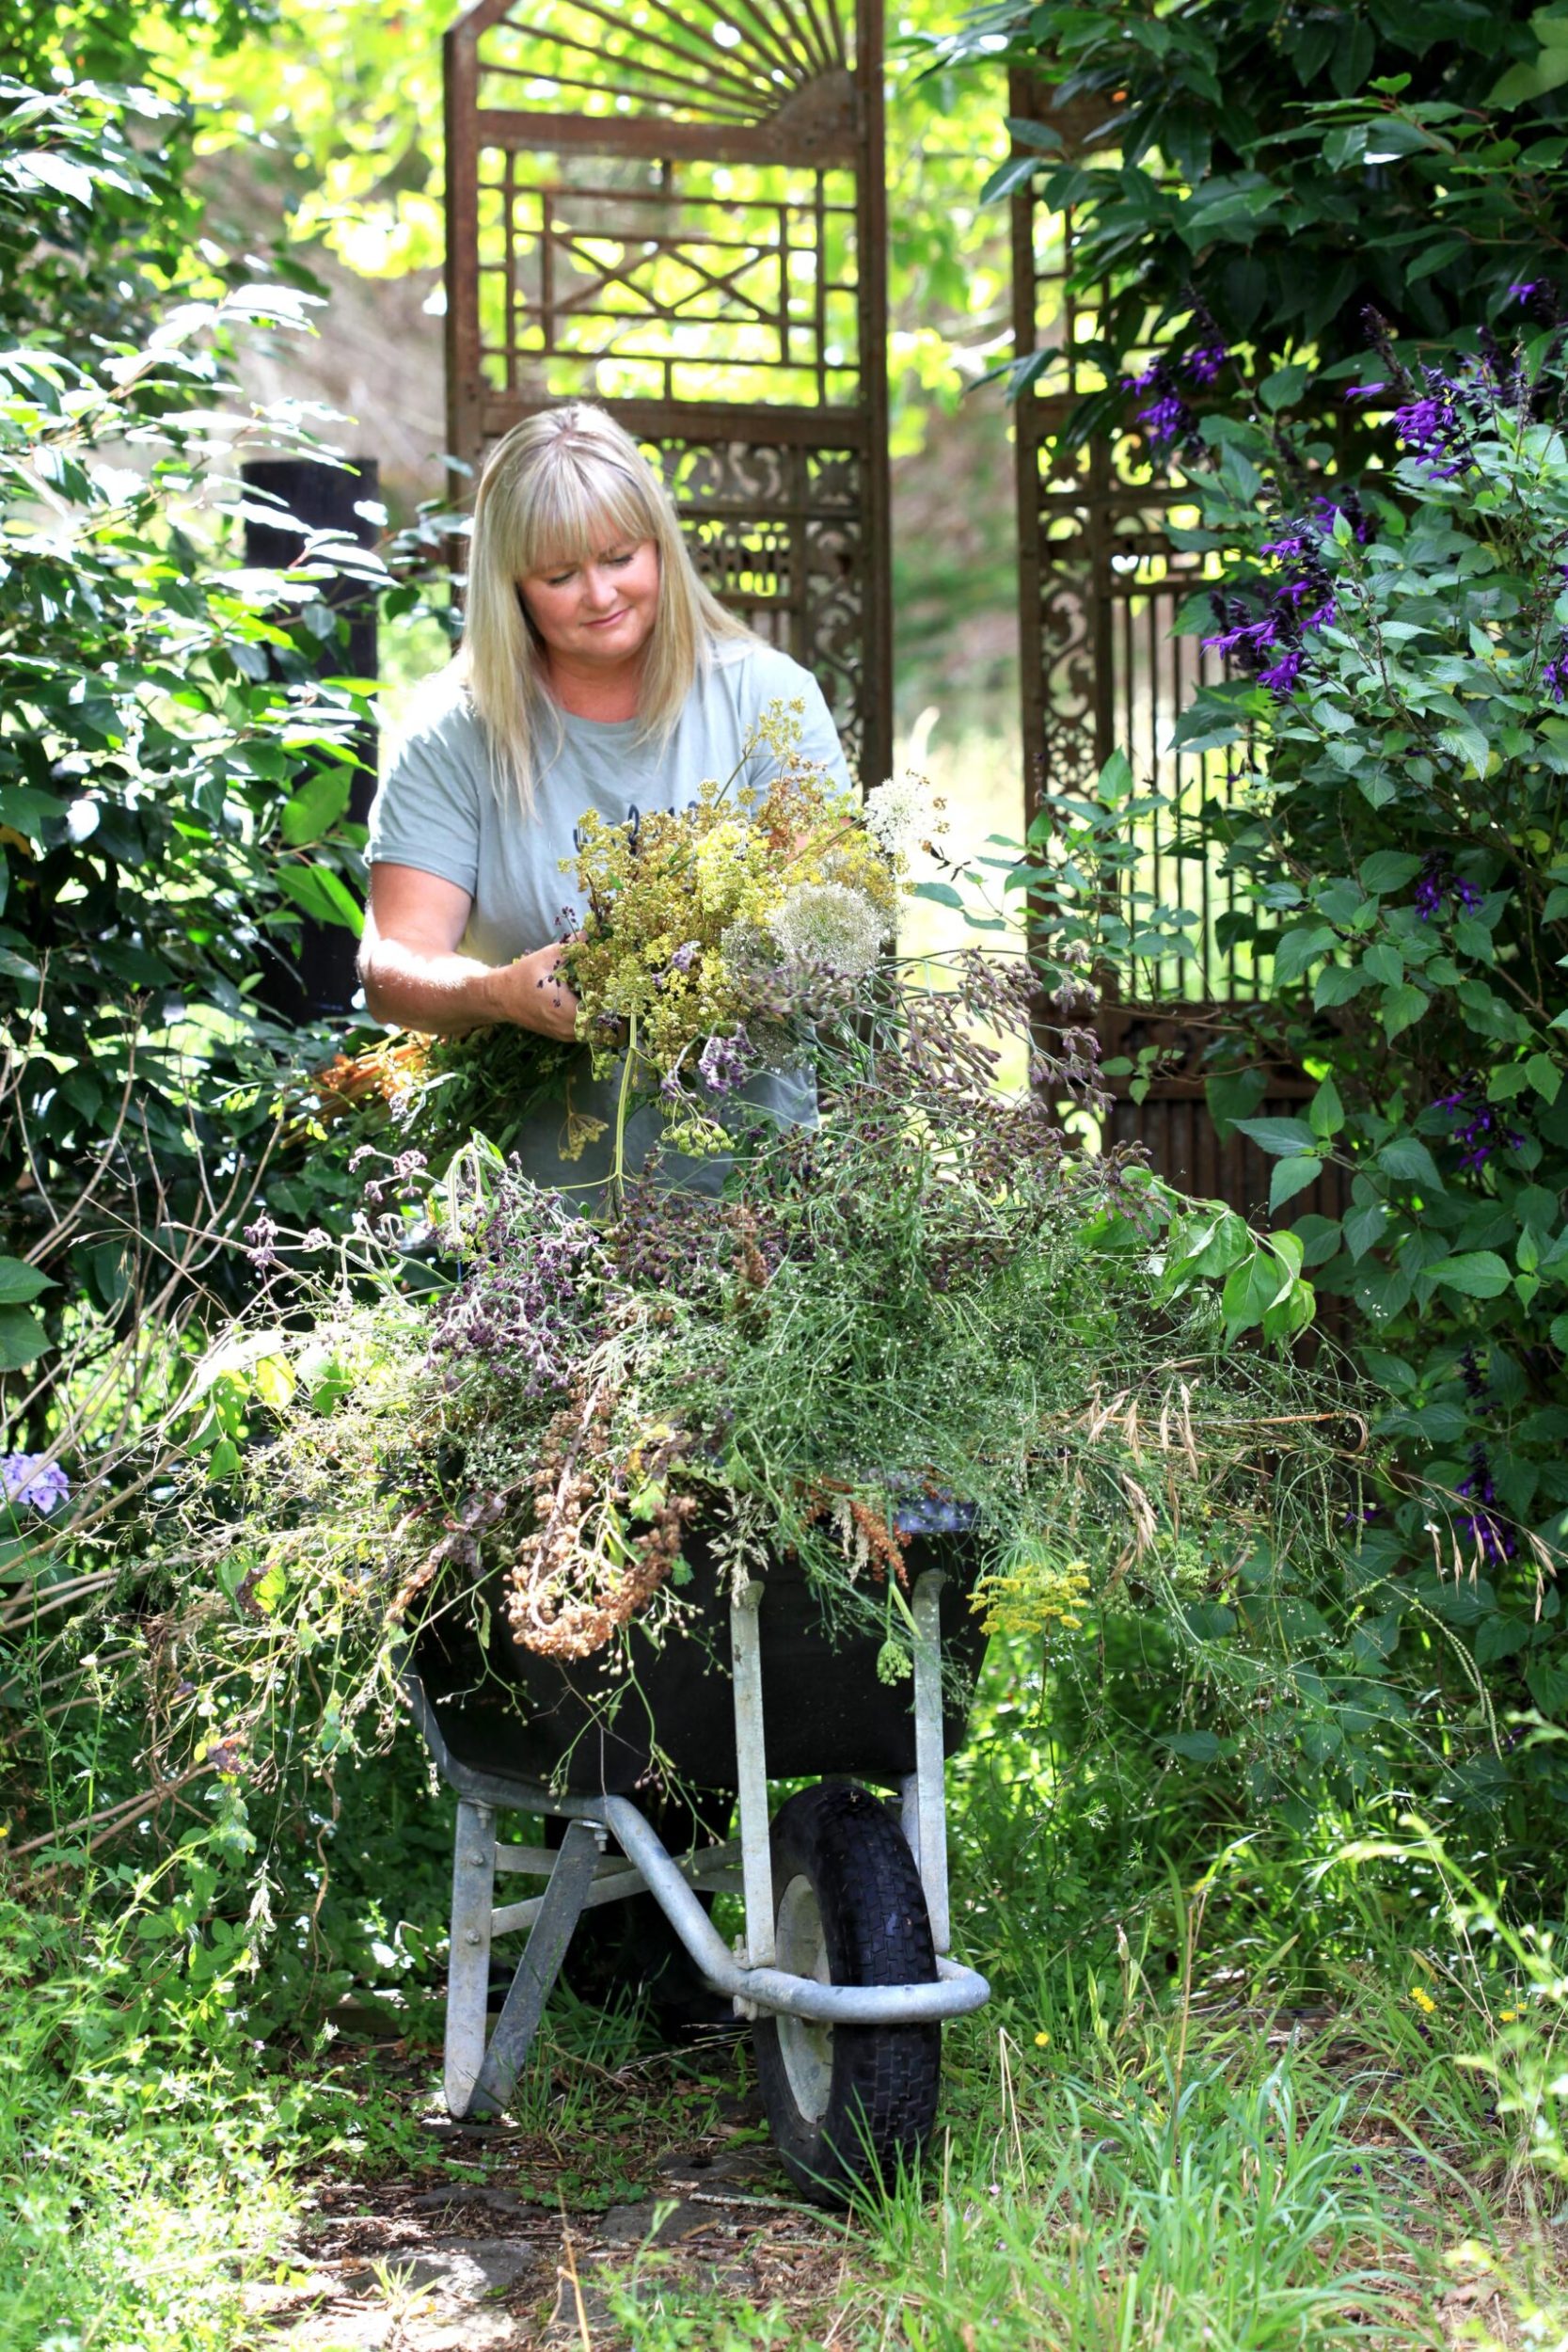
[1009,75,1335,1223]
[444,0,890,786]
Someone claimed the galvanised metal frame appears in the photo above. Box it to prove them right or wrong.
[442,0,893,787]
[1008,74,1335,1222]
[407,1567,990,2122]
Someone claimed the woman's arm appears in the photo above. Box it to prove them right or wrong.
[358,864,579,1041]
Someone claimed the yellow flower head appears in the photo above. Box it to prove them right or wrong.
[1410,1985,1437,2015]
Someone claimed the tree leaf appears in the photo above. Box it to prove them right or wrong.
[1357,850,1424,894]
[1270,1154,1323,1212]
[1164,1729,1223,1762]
[0,1306,47,1370]
[279,768,352,849]
[1380,981,1429,1038]
[1235,1115,1317,1157]
[1375,1136,1443,1187]
[1428,1251,1513,1298]
[17,150,95,206]
[1343,1200,1389,1263]
[0,1258,54,1306]
[1272,924,1336,984]
[1309,1075,1345,1137]
[1525,1052,1562,1104]
[1527,1655,1568,1716]
[276,862,364,936]
[1315,962,1369,1008]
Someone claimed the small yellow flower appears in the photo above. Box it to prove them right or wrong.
[1410,1985,1437,2015]
[1499,2009,1519,2024]
[1034,2031,1051,2047]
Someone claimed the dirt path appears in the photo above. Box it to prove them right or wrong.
[246,2028,854,2352]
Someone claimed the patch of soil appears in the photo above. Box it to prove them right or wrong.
[249,2033,850,2352]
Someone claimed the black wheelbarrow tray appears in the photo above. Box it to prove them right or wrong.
[405,1528,993,2202]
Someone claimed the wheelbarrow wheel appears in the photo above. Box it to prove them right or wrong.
[753,1779,941,2207]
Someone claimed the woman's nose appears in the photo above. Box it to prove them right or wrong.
[580,565,619,609]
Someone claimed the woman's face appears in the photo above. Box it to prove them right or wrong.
[519,534,661,672]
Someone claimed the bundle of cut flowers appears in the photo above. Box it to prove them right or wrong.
[311,707,936,1170]
[182,946,1382,1780]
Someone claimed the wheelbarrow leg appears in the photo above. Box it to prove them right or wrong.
[467,1819,602,2118]
[446,1799,497,2118]
[907,1569,950,1955]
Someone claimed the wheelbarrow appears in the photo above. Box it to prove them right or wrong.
[405,1528,992,2203]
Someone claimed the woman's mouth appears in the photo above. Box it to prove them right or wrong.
[584,609,629,629]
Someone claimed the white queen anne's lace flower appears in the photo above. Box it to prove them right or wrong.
[769,882,885,976]
[863,771,931,855]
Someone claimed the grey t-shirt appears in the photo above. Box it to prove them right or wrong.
[368,639,847,1193]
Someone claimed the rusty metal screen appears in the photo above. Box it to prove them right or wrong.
[1008,75,1331,1221]
[443,0,891,787]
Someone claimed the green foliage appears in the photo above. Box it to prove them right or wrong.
[0,78,382,1419]
[1006,331,1568,1858]
[0,1884,298,2349]
[949,0,1568,412]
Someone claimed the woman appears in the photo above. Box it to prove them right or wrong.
[361,403,850,1190]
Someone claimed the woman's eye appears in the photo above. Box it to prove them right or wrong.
[605,551,635,568]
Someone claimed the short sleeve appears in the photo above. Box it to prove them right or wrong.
[367,695,483,899]
[735,647,854,795]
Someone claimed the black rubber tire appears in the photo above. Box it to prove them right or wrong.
[753,1780,941,2207]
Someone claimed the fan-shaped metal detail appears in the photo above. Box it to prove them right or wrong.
[474,0,852,129]
[444,0,889,786]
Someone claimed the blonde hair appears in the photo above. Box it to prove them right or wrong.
[458,404,752,813]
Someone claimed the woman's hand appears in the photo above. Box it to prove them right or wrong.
[483,943,581,1041]
[359,866,580,1041]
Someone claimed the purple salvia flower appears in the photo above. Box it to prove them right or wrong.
[1312,490,1376,545]
[1259,645,1307,698]
[1432,1076,1523,1170]
[1456,1446,1497,1506]
[1138,391,1187,452]
[1204,614,1281,660]
[1415,857,1482,922]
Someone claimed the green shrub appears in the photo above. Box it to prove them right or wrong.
[0,76,379,1414]
[956,0,1568,417]
[1013,324,1568,1868]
